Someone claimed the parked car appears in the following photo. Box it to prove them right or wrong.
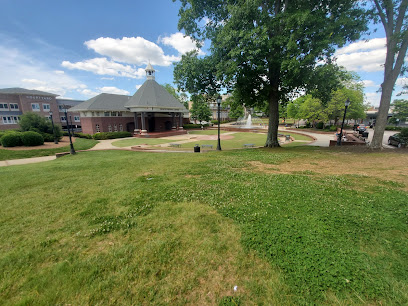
[357,125,368,134]
[388,133,407,148]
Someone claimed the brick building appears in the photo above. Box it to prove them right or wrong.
[70,64,189,135]
[0,88,83,131]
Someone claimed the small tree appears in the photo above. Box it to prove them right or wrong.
[19,112,62,140]
[298,96,328,127]
[391,99,408,124]
[190,95,212,124]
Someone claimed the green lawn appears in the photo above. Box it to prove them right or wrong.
[1,148,407,304]
[0,138,98,161]
[179,132,313,150]
[112,137,187,147]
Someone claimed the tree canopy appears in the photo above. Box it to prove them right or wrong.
[174,0,368,147]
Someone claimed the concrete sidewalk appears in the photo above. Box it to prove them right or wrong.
[0,156,56,167]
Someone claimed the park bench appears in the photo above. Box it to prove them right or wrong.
[169,143,181,148]
[243,143,255,148]
[201,144,213,149]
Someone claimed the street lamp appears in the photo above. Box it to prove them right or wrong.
[337,98,351,146]
[64,107,76,155]
[49,111,58,144]
[216,95,222,151]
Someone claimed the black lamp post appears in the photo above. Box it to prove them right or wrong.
[64,107,76,155]
[337,99,351,146]
[49,111,58,144]
[216,95,222,151]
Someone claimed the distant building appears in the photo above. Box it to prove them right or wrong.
[70,64,189,135]
[208,94,231,121]
[0,88,83,131]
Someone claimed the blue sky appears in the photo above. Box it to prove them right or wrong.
[1,0,407,106]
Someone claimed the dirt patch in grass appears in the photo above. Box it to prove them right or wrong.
[1,136,76,150]
[248,152,408,190]
[196,134,235,140]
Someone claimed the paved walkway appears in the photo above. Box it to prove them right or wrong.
[0,156,56,167]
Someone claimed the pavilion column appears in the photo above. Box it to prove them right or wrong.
[172,112,176,130]
[178,112,183,130]
[134,113,140,135]
[141,112,147,135]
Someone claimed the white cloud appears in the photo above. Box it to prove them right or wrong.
[361,80,377,87]
[135,84,142,90]
[62,57,146,79]
[22,78,46,85]
[98,86,130,95]
[159,32,204,55]
[101,77,114,80]
[54,70,65,75]
[396,77,408,87]
[79,88,99,97]
[365,92,381,107]
[336,38,386,55]
[334,38,386,72]
[84,37,180,66]
[0,44,86,97]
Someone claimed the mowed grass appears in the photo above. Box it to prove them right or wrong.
[0,138,98,160]
[1,148,407,304]
[112,137,187,147]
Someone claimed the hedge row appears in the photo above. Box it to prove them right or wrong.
[93,131,132,140]
[183,124,210,129]
[385,126,404,131]
[0,131,44,147]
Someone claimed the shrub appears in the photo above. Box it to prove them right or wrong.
[41,133,55,142]
[305,122,311,128]
[211,120,219,125]
[21,131,44,146]
[385,126,403,131]
[400,127,408,138]
[1,132,23,147]
[328,125,338,131]
[183,123,209,129]
[93,131,132,140]
[316,122,324,129]
[74,132,93,139]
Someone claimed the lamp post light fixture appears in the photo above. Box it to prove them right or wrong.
[216,95,222,151]
[337,98,351,146]
[64,107,76,155]
[49,111,58,144]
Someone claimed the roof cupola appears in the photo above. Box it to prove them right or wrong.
[145,63,155,80]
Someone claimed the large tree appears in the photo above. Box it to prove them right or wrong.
[174,0,368,147]
[370,0,408,148]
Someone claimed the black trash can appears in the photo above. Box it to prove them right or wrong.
[194,144,200,153]
[361,131,369,138]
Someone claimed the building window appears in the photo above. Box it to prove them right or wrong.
[111,111,117,116]
[43,104,50,111]
[2,116,17,124]
[96,124,100,133]
[108,124,112,132]
[114,124,118,132]
[104,112,110,117]
[96,112,100,116]
[60,116,66,122]
[74,116,80,122]
[31,103,40,111]
[0,103,9,110]
[91,112,95,117]
[119,124,123,131]
[10,103,19,110]
[118,112,122,117]
[58,105,64,110]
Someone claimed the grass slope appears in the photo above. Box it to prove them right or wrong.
[1,148,407,304]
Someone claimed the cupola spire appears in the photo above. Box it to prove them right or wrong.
[145,62,155,80]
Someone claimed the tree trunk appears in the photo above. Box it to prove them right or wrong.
[265,90,280,147]
[370,80,394,148]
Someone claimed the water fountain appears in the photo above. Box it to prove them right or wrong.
[235,109,266,129]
